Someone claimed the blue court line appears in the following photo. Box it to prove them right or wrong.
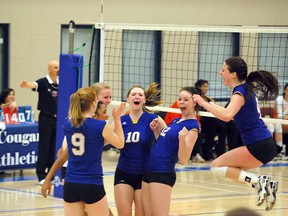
[1,162,288,183]
[175,162,288,172]
[0,206,64,214]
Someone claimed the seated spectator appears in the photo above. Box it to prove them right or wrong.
[0,88,18,112]
[269,83,288,160]
[0,88,18,175]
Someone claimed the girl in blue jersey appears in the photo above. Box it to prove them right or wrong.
[192,57,279,211]
[114,82,166,216]
[142,86,200,216]
[41,87,126,216]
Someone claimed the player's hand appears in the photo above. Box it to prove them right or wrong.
[178,127,189,140]
[112,102,126,119]
[150,118,159,131]
[192,94,205,106]
[41,180,52,198]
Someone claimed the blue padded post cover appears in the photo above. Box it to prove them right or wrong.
[54,54,83,198]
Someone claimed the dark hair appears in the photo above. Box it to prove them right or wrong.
[283,83,288,97]
[225,57,279,100]
[194,79,208,95]
[96,100,105,111]
[194,79,208,89]
[126,82,163,112]
[225,57,248,82]
[0,88,15,104]
[180,86,201,112]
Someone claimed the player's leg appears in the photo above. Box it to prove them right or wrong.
[85,196,110,216]
[64,201,85,216]
[210,138,278,210]
[114,183,134,216]
[149,182,172,216]
[134,189,145,216]
[142,181,152,216]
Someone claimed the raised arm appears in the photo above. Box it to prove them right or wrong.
[20,81,37,89]
[193,94,244,122]
[150,116,167,140]
[102,102,126,149]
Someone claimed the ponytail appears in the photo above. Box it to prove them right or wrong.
[246,70,279,101]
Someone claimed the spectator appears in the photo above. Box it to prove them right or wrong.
[20,60,59,185]
[0,88,18,175]
[270,82,288,160]
[0,88,17,112]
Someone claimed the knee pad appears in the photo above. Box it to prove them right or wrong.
[210,166,228,179]
[266,123,274,134]
[275,123,282,133]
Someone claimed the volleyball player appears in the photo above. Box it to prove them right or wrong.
[113,82,166,216]
[192,56,279,211]
[41,87,126,216]
[91,82,112,107]
[142,86,200,216]
[93,100,109,121]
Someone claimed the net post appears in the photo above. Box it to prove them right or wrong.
[99,25,105,82]
[99,0,105,82]
[68,20,75,55]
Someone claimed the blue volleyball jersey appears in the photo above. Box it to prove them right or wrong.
[63,118,107,185]
[116,112,158,174]
[145,118,199,173]
[232,84,271,145]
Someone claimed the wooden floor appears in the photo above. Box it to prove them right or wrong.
[0,151,287,216]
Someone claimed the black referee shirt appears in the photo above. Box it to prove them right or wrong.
[33,75,58,115]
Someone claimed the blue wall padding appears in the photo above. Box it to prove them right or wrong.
[54,54,83,198]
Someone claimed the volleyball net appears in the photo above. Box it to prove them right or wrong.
[87,23,288,124]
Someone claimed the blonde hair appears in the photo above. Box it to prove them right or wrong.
[91,82,111,95]
[69,87,96,127]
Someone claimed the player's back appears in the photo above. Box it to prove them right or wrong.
[63,117,107,185]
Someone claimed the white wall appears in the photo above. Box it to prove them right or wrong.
[0,0,287,114]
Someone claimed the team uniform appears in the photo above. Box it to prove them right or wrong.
[33,75,58,182]
[143,118,199,187]
[114,112,158,190]
[63,117,107,204]
[233,84,277,164]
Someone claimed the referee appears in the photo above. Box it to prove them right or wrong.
[20,60,59,185]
